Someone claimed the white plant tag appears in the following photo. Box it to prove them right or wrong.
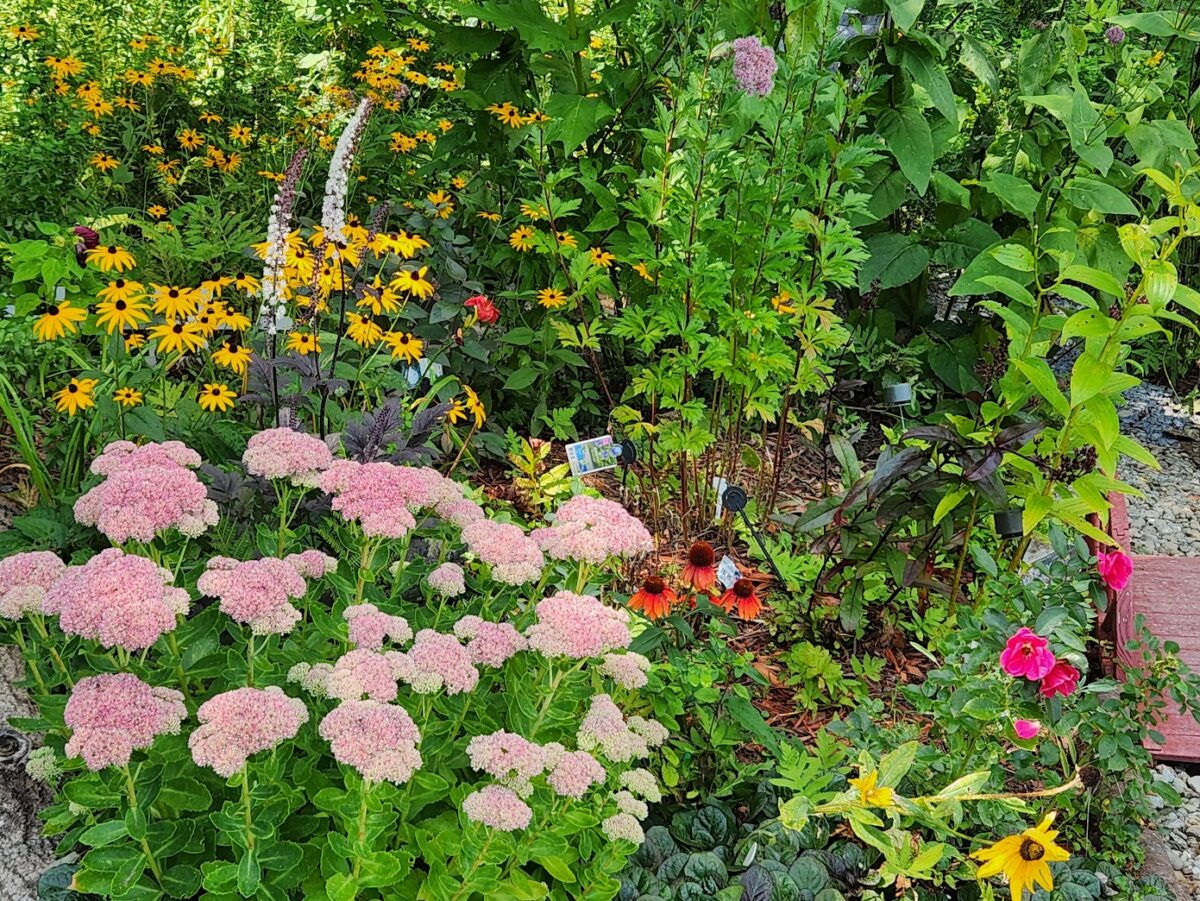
[565,436,619,477]
[54,285,67,302]
[712,476,729,520]
[717,556,740,590]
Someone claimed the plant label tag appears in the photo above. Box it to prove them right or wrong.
[54,285,67,302]
[565,436,619,477]
[712,476,729,519]
[405,359,444,387]
[717,556,740,590]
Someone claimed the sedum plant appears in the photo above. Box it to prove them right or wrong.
[1,430,666,901]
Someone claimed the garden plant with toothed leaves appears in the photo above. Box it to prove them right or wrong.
[2,0,1200,899]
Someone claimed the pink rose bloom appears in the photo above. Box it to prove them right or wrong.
[999,627,1056,681]
[1097,548,1133,592]
[1040,661,1080,698]
[1013,719,1041,740]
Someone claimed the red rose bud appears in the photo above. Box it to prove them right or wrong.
[465,294,499,324]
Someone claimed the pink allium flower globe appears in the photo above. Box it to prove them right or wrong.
[461,784,532,831]
[526,591,631,659]
[0,551,65,620]
[44,548,189,651]
[530,495,653,564]
[999,627,1056,681]
[453,616,527,667]
[1040,660,1081,698]
[394,629,479,695]
[1097,548,1133,592]
[1013,719,1042,740]
[189,686,308,777]
[319,700,422,785]
[344,603,413,650]
[65,673,186,770]
[242,427,333,486]
[198,553,332,635]
[74,440,218,543]
[461,520,544,585]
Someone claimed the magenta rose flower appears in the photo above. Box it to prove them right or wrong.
[999,627,1056,681]
[1013,718,1041,740]
[1040,661,1080,698]
[1096,548,1133,592]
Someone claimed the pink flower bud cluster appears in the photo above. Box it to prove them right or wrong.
[525,591,631,659]
[427,562,466,598]
[198,551,334,635]
[466,731,549,794]
[319,461,464,538]
[243,427,334,487]
[600,652,651,690]
[0,551,65,620]
[288,662,335,697]
[345,603,413,650]
[461,784,532,831]
[65,673,186,771]
[461,520,544,585]
[731,36,777,97]
[546,747,607,799]
[602,812,645,844]
[74,440,218,543]
[319,700,422,785]
[394,629,479,695]
[325,649,406,702]
[577,694,666,763]
[437,497,486,528]
[44,548,189,651]
[453,616,527,667]
[615,790,648,820]
[620,768,662,803]
[189,686,308,777]
[530,496,653,564]
[287,549,340,578]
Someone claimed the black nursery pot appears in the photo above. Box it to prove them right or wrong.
[994,510,1024,539]
[882,383,912,405]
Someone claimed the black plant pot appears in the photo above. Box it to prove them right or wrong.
[882,383,912,405]
[994,510,1024,539]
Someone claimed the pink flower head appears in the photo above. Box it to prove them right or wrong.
[461,520,544,585]
[1040,660,1081,699]
[344,603,413,650]
[319,700,422,785]
[0,551,65,620]
[319,460,457,538]
[74,440,218,543]
[602,812,645,844]
[197,554,327,635]
[327,648,406,702]
[454,616,527,667]
[437,497,486,527]
[189,686,308,777]
[1013,719,1041,740]
[999,627,1056,681]
[427,562,466,598]
[65,674,186,770]
[1097,548,1133,592]
[526,591,631,659]
[577,693,647,763]
[285,549,339,579]
[465,294,499,324]
[466,731,549,791]
[600,652,651,690]
[394,629,479,695]
[530,495,653,565]
[461,785,532,831]
[44,548,189,651]
[243,427,334,486]
[732,36,777,97]
[546,749,606,799]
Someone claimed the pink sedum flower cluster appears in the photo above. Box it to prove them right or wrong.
[531,495,653,564]
[394,629,479,695]
[325,649,406,702]
[546,747,606,799]
[526,591,631,659]
[601,652,651,690]
[427,562,466,598]
[319,461,468,539]
[319,700,422,785]
[466,731,548,794]
[198,551,334,635]
[0,551,65,620]
[44,548,189,651]
[602,812,645,844]
[345,603,413,650]
[461,520,544,585]
[189,686,308,777]
[454,616,527,667]
[65,673,186,770]
[577,694,666,763]
[74,440,218,543]
[242,427,333,487]
[461,784,532,831]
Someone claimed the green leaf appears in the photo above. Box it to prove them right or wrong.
[80,821,128,847]
[1107,11,1193,37]
[237,851,261,898]
[885,0,925,31]
[901,46,957,126]
[981,173,1039,219]
[858,233,929,291]
[960,36,999,94]
[503,367,540,391]
[989,243,1035,272]
[1018,27,1059,94]
[877,741,917,787]
[534,854,576,883]
[878,106,933,194]
[1024,493,1054,533]
[543,94,614,152]
[1014,358,1069,417]
[458,0,575,52]
[931,171,970,208]
[1062,177,1139,216]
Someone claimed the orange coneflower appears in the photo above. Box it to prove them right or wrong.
[629,576,677,621]
[682,540,717,591]
[718,578,764,620]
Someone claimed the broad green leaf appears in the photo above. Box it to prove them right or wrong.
[878,106,933,194]
[960,36,999,94]
[1061,309,1113,341]
[989,243,1035,272]
[885,0,925,30]
[1060,264,1126,298]
[543,94,614,152]
[1018,28,1059,94]
[877,741,918,787]
[1069,352,1109,406]
[859,233,929,291]
[1023,492,1054,533]
[1142,260,1178,309]
[931,171,970,208]
[1062,177,1138,216]
[901,46,957,126]
[1014,358,1069,417]
[981,173,1039,219]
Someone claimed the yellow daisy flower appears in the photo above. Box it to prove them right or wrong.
[509,225,535,252]
[198,383,237,412]
[287,331,321,355]
[537,287,569,309]
[212,338,252,374]
[113,387,143,407]
[383,330,423,364]
[95,295,150,334]
[972,813,1070,901]
[53,378,98,415]
[33,301,87,341]
[87,244,136,273]
[149,319,206,354]
[394,266,434,299]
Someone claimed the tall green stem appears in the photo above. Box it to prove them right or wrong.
[449,832,496,901]
[11,626,47,694]
[122,766,164,885]
[351,781,372,882]
[242,768,256,852]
